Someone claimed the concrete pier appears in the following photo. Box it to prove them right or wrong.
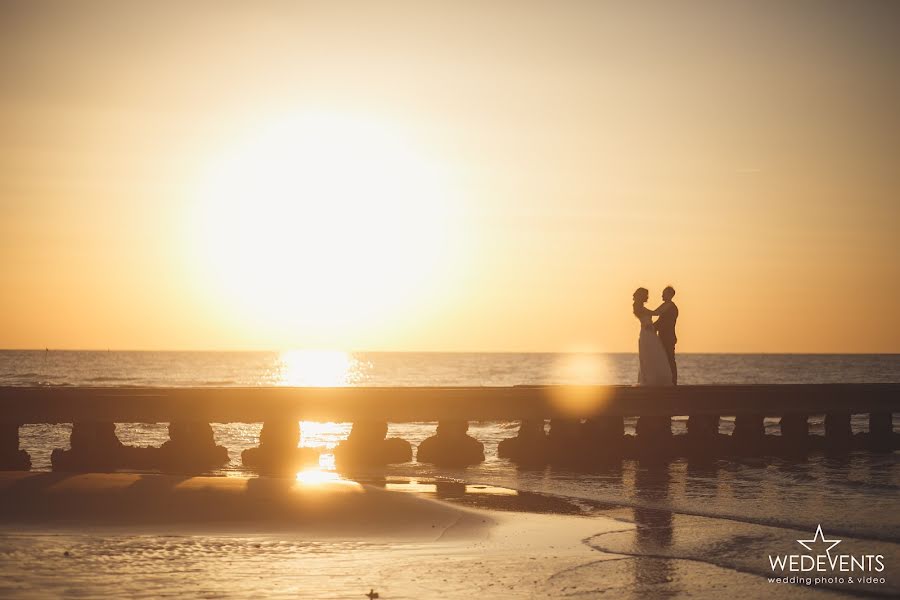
[0,383,896,471]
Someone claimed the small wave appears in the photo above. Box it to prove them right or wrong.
[583,520,898,598]
[576,489,900,544]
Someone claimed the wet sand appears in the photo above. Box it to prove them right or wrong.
[0,472,887,598]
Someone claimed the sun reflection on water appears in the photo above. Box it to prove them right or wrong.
[277,349,354,386]
[295,468,343,485]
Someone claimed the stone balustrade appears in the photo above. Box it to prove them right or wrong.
[0,384,897,472]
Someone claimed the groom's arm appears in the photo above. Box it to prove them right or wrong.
[650,302,671,316]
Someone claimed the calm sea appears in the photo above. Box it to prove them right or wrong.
[2,350,899,558]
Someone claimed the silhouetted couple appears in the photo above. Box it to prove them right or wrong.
[632,286,678,385]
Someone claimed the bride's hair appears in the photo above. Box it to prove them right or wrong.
[632,287,648,316]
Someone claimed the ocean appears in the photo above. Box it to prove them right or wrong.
[2,349,899,591]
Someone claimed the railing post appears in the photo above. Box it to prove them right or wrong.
[824,412,852,447]
[732,414,764,438]
[51,422,124,472]
[685,414,719,455]
[687,415,719,439]
[779,414,809,453]
[334,420,411,467]
[635,416,672,453]
[158,421,229,472]
[780,413,809,438]
[867,412,893,450]
[731,414,765,454]
[547,419,583,461]
[416,420,484,466]
[498,419,548,463]
[0,423,30,471]
[581,417,625,459]
[242,419,319,473]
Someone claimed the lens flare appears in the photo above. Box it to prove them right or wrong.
[548,352,613,417]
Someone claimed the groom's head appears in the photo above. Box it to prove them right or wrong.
[662,286,676,301]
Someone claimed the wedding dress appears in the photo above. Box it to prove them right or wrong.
[637,309,674,386]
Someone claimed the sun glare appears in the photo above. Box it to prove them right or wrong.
[277,349,354,386]
[191,112,456,340]
[295,468,344,486]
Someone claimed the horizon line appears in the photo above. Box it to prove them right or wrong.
[1,348,898,356]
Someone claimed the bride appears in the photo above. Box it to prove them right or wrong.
[633,287,674,386]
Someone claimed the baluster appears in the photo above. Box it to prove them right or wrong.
[685,414,719,455]
[0,423,31,471]
[731,414,765,453]
[824,412,852,447]
[546,419,583,462]
[51,422,123,472]
[498,419,548,463]
[158,421,229,472]
[582,416,625,459]
[867,412,894,450]
[334,420,411,467]
[241,420,319,474]
[416,420,484,466]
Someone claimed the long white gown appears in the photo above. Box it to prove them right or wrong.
[636,309,674,386]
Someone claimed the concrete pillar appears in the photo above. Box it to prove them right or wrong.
[636,416,672,439]
[334,421,412,467]
[241,420,319,474]
[869,412,892,438]
[548,418,582,455]
[684,414,719,456]
[780,414,809,439]
[0,423,31,471]
[259,419,300,451]
[635,415,672,458]
[778,414,809,454]
[498,420,548,463]
[824,412,852,445]
[687,415,719,439]
[730,414,765,455]
[732,414,764,440]
[416,420,484,466]
[51,422,123,472]
[867,412,895,451]
[159,421,229,472]
[581,417,625,458]
[583,416,625,439]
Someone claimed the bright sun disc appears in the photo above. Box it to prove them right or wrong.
[191,112,454,339]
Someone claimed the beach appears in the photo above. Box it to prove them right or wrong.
[2,470,897,598]
[0,471,616,599]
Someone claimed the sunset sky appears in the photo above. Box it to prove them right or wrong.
[1,1,898,352]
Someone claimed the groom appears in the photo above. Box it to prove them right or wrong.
[654,286,679,384]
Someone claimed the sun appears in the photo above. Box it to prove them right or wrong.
[190,112,455,341]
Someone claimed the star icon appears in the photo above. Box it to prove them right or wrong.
[797,525,842,557]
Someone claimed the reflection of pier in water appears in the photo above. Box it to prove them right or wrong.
[0,384,897,472]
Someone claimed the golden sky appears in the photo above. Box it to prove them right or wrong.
[1,1,898,352]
